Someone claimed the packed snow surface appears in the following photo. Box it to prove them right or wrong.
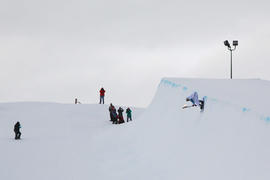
[1,78,270,180]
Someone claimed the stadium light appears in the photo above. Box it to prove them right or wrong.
[224,40,231,48]
[224,40,238,79]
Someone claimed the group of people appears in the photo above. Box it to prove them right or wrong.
[13,90,204,139]
[109,104,132,124]
[12,87,133,140]
[99,88,133,124]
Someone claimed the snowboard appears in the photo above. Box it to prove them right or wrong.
[182,104,195,109]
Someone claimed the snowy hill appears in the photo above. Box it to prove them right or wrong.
[1,78,270,180]
[0,103,144,180]
[141,78,270,179]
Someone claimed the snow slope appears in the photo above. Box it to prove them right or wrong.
[1,78,270,180]
[0,103,144,180]
[138,78,270,180]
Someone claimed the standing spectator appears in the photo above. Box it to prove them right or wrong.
[109,103,114,122]
[126,107,132,122]
[118,107,125,124]
[99,88,105,104]
[75,98,81,104]
[109,103,117,124]
[112,106,118,124]
[14,121,21,140]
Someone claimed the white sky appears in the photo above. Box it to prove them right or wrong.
[1,0,270,107]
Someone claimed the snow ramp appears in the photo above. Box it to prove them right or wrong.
[76,78,270,180]
[128,78,270,180]
[1,78,270,180]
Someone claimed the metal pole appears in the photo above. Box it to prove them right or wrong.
[230,49,232,79]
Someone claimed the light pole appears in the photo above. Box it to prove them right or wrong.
[224,40,238,79]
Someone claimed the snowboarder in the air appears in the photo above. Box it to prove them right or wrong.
[117,107,125,124]
[99,88,105,104]
[186,91,200,107]
[126,108,132,122]
[14,121,21,140]
[185,91,205,110]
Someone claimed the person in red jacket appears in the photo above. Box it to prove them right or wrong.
[99,88,105,104]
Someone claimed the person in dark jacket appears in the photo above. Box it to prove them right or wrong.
[117,107,125,124]
[126,108,132,122]
[112,106,118,124]
[75,98,81,104]
[99,88,105,104]
[109,103,114,122]
[109,103,118,124]
[14,121,21,140]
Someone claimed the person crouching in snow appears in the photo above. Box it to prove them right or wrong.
[117,107,125,124]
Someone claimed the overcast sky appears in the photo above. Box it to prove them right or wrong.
[1,0,270,107]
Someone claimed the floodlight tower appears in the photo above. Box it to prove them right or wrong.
[224,40,238,79]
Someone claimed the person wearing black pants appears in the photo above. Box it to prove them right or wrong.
[14,121,21,140]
